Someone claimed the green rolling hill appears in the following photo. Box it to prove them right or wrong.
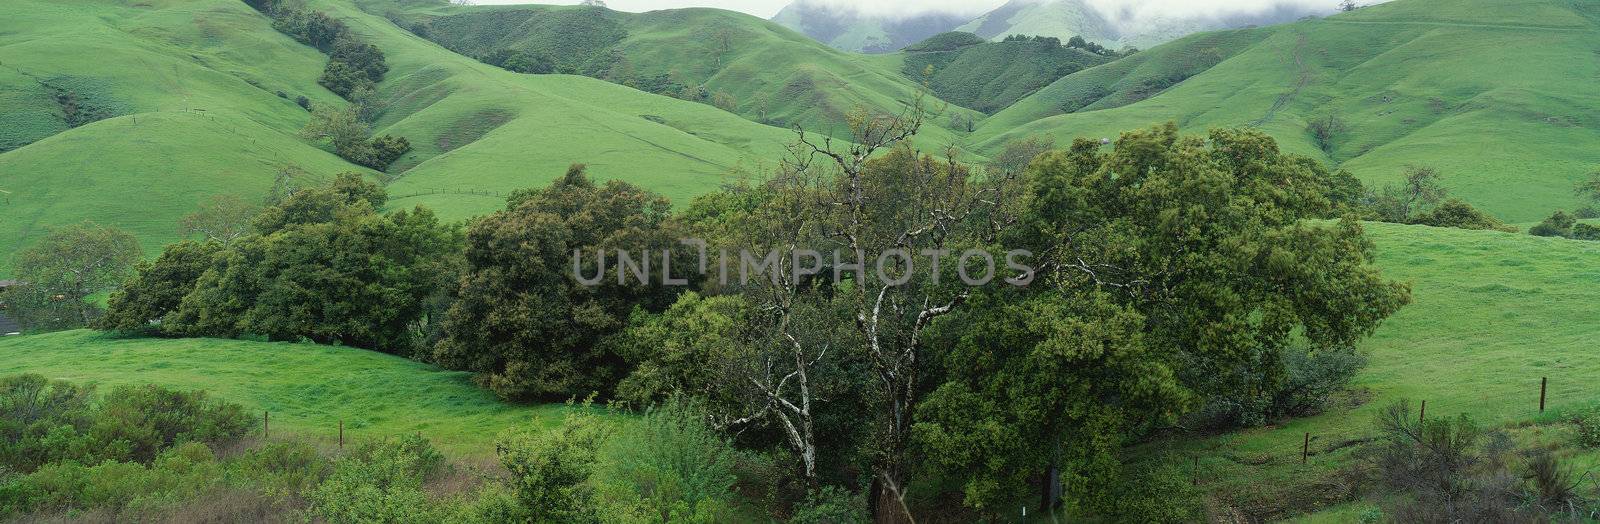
[0,0,366,272]
[894,32,1113,114]
[975,0,1600,223]
[0,0,810,272]
[3,0,1598,274]
[0,330,574,454]
[769,2,970,54]
[364,0,984,148]
[957,0,1119,47]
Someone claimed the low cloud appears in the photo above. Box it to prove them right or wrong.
[471,0,1385,23]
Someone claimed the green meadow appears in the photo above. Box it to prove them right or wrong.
[977,0,1600,223]
[0,330,573,455]
[1168,222,1600,517]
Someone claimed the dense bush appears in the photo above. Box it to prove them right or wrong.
[0,374,249,475]
[300,105,412,171]
[0,442,224,517]
[1530,210,1578,237]
[496,408,613,522]
[481,48,556,74]
[1409,198,1516,232]
[593,399,739,521]
[5,222,141,331]
[308,434,446,523]
[98,240,223,334]
[1572,407,1600,448]
[433,165,689,400]
[1365,401,1597,521]
[250,0,390,100]
[136,174,463,354]
[789,486,868,523]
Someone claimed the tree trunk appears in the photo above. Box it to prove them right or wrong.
[1039,463,1061,513]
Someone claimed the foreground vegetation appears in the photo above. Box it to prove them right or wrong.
[3,0,1599,520]
[0,372,791,522]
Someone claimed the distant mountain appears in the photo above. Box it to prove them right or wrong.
[957,0,1327,51]
[901,32,1113,114]
[957,0,1119,48]
[775,0,1328,54]
[770,2,971,53]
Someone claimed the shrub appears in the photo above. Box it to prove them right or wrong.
[0,374,97,473]
[593,398,738,521]
[308,434,446,523]
[98,240,224,334]
[0,441,223,517]
[1187,345,1367,428]
[789,486,867,524]
[94,383,252,464]
[1530,210,1577,237]
[296,95,311,110]
[230,441,330,498]
[495,408,613,522]
[1572,407,1600,448]
[1409,198,1516,232]
[1089,456,1206,523]
[1571,223,1600,241]
[1307,114,1348,153]
[361,134,411,170]
[450,482,532,523]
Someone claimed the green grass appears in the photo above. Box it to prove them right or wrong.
[897,33,1112,114]
[366,1,984,148]
[0,0,814,270]
[1164,222,1600,518]
[979,0,1600,223]
[8,0,1596,277]
[955,0,1117,47]
[0,330,571,455]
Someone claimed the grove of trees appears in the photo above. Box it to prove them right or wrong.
[57,104,1419,519]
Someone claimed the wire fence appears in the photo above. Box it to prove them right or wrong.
[390,187,507,200]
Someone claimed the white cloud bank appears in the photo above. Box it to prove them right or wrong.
[470,0,1381,22]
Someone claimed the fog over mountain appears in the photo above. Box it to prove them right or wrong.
[458,0,1387,53]
[472,0,1382,20]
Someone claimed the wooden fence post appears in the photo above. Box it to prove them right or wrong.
[339,420,344,449]
[1302,433,1310,464]
[1419,400,1426,424]
[1540,377,1548,413]
[264,411,269,438]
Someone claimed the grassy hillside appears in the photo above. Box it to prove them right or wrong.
[1172,222,1600,518]
[304,0,807,221]
[365,1,984,148]
[770,2,968,54]
[0,0,824,272]
[957,0,1118,47]
[979,0,1600,223]
[897,32,1113,114]
[980,27,1275,129]
[0,330,571,454]
[0,0,365,274]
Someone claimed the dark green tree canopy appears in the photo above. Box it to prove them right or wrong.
[434,164,689,401]
[914,124,1411,512]
[98,240,223,334]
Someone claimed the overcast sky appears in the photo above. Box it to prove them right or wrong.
[471,0,1357,20]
